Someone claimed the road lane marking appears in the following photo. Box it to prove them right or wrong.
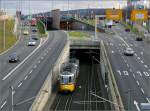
[123,71,129,76]
[29,70,33,74]
[38,60,41,64]
[137,57,140,60]
[134,100,140,111]
[137,71,142,77]
[24,76,28,80]
[129,69,132,72]
[18,82,22,88]
[144,65,148,68]
[127,64,129,68]
[146,98,150,103]
[141,88,145,94]
[2,39,42,80]
[141,61,144,64]
[33,65,37,69]
[135,53,137,56]
[133,74,135,78]
[143,72,150,77]
[117,70,122,75]
[136,81,140,86]
[0,101,7,109]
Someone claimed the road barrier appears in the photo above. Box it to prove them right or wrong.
[29,39,70,111]
[100,41,125,111]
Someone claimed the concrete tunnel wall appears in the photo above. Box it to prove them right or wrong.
[29,40,70,111]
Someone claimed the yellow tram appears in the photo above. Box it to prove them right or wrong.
[59,59,79,93]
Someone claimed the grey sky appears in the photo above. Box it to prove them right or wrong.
[0,0,149,15]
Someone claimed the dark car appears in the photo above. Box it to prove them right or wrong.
[31,35,39,40]
[32,28,37,32]
[9,53,20,63]
[136,37,143,41]
[125,28,130,32]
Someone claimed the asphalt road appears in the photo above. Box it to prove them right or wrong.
[50,60,110,111]
[0,31,67,111]
[97,23,150,111]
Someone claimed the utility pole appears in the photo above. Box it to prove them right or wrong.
[3,0,6,49]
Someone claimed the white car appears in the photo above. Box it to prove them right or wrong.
[27,40,36,46]
[124,47,134,56]
[23,30,29,35]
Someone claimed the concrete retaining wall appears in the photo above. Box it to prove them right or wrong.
[29,40,70,111]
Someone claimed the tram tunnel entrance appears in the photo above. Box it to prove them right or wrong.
[70,49,100,64]
[50,47,111,110]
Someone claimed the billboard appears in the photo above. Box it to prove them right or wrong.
[131,10,148,21]
[105,9,123,21]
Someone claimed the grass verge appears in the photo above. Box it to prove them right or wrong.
[0,19,17,53]
[37,20,47,37]
[68,31,91,40]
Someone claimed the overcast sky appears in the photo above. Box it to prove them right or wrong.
[0,0,149,15]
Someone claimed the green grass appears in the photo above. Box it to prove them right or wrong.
[37,20,47,37]
[0,19,17,53]
[82,19,95,26]
[68,31,91,40]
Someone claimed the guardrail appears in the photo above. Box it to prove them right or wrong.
[100,41,125,111]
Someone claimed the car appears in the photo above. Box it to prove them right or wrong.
[125,28,130,32]
[124,47,134,56]
[32,27,37,32]
[27,39,36,46]
[136,37,143,41]
[31,35,38,40]
[9,53,20,63]
[23,30,29,35]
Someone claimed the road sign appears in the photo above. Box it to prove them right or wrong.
[130,10,148,21]
[105,9,123,21]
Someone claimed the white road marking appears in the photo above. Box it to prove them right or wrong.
[33,65,37,69]
[0,101,7,109]
[143,72,150,77]
[141,60,144,64]
[141,88,145,94]
[129,69,132,72]
[136,81,140,86]
[133,74,135,78]
[146,98,150,103]
[144,65,148,68]
[117,70,122,75]
[141,52,143,55]
[29,70,33,74]
[24,76,28,80]
[135,53,137,56]
[18,82,22,88]
[127,64,129,68]
[137,71,142,77]
[38,60,41,64]
[134,100,140,111]
[137,57,140,60]
[2,39,42,80]
[123,71,129,76]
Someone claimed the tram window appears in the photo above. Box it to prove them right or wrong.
[69,77,72,82]
[61,77,63,82]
